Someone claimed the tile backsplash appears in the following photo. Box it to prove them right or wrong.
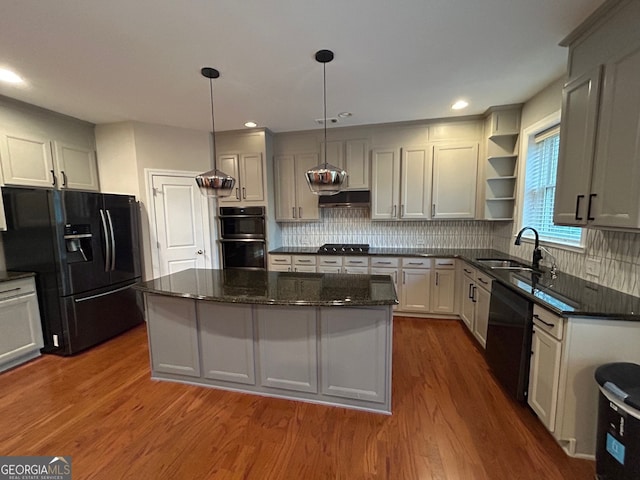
[280,208,640,297]
[492,222,640,297]
[280,208,494,249]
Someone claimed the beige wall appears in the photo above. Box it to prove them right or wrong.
[95,122,139,196]
[95,121,212,280]
[520,76,564,132]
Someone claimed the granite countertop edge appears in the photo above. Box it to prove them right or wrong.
[0,271,37,283]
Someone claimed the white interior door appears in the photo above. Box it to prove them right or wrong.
[151,174,212,276]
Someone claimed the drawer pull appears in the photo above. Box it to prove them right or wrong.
[273,259,288,263]
[478,278,488,285]
[325,260,338,264]
[348,261,364,264]
[298,259,312,263]
[464,268,472,274]
[377,261,392,265]
[407,262,423,265]
[533,314,555,328]
[0,287,22,295]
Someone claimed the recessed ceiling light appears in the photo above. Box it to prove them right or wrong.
[337,112,352,118]
[0,68,24,84]
[244,121,257,128]
[451,100,469,110]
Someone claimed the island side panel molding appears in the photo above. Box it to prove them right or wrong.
[320,306,390,404]
[198,302,256,385]
[256,305,318,393]
[146,294,200,378]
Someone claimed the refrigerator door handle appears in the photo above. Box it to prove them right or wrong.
[106,209,116,271]
[74,282,136,303]
[99,209,110,272]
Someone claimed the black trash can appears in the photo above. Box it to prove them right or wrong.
[595,362,640,480]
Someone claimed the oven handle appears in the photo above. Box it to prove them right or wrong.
[219,239,266,243]
[219,214,265,218]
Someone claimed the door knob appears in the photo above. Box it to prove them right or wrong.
[197,250,203,255]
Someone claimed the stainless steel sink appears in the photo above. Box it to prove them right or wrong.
[476,258,534,271]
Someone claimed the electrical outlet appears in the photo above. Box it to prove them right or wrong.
[585,257,601,278]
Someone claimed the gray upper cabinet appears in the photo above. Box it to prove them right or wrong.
[432,142,478,219]
[218,152,265,204]
[320,138,370,190]
[554,68,601,226]
[0,133,99,191]
[0,132,56,188]
[274,153,320,221]
[555,0,640,230]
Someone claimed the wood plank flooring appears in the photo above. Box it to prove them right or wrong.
[0,317,595,479]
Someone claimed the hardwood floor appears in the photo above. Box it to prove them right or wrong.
[0,317,594,479]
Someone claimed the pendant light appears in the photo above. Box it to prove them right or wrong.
[305,49,347,196]
[195,67,236,197]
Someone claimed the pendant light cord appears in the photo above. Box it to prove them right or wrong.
[323,61,327,168]
[208,77,217,171]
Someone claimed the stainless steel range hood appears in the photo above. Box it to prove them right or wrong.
[318,190,370,208]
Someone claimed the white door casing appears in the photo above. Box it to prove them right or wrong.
[146,170,214,278]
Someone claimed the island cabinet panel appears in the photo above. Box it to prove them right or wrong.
[198,303,255,385]
[320,307,389,404]
[146,294,200,378]
[257,306,318,393]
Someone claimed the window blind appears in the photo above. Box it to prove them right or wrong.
[522,127,582,246]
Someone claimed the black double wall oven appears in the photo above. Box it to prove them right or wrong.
[219,206,266,270]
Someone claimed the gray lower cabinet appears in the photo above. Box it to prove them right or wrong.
[198,302,255,385]
[146,294,200,377]
[144,293,393,413]
[0,278,44,373]
[320,307,389,404]
[257,305,318,393]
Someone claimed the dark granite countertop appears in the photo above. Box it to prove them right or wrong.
[0,271,36,283]
[268,246,640,320]
[135,268,398,307]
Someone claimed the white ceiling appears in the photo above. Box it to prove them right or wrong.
[0,0,603,133]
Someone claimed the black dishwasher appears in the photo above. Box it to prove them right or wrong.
[485,282,534,403]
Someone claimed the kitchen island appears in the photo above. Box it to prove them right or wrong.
[135,268,398,413]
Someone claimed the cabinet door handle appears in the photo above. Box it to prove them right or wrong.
[51,169,57,186]
[575,195,584,220]
[587,193,597,221]
[533,314,555,328]
[435,272,439,286]
[393,205,397,217]
[472,286,477,303]
[61,170,68,187]
[235,188,240,200]
[432,204,436,216]
[401,204,404,217]
[403,271,406,284]
[292,207,296,218]
[299,207,302,218]
[242,187,246,199]
[468,283,473,299]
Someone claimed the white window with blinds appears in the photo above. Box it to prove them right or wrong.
[521,123,583,247]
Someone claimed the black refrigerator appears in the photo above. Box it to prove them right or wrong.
[1,186,144,355]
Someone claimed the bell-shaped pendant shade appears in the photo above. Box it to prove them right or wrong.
[305,163,346,195]
[196,168,236,197]
[196,67,236,198]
